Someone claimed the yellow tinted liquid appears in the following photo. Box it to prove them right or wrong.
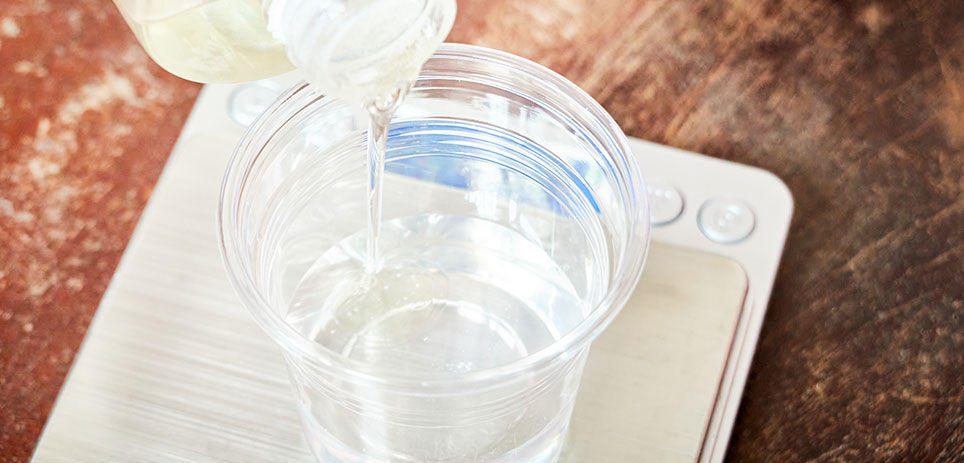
[125,0,293,83]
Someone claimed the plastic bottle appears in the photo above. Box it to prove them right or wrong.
[113,0,456,104]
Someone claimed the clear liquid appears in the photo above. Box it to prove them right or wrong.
[286,214,588,461]
[276,117,603,461]
[363,86,410,272]
[365,111,388,272]
[286,214,587,376]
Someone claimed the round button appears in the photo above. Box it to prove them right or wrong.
[646,180,684,226]
[698,198,755,243]
[227,80,282,126]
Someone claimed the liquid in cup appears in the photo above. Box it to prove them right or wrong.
[219,45,650,462]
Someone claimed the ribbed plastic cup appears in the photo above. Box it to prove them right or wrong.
[219,44,650,463]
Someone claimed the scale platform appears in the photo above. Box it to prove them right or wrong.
[31,77,793,462]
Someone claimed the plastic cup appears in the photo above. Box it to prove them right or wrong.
[218,44,649,463]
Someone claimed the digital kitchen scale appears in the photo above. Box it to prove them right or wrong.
[31,76,793,463]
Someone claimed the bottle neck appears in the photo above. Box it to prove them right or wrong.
[262,0,456,106]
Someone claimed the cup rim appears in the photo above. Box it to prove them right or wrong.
[218,43,650,390]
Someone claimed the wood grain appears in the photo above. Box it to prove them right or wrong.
[2,0,963,461]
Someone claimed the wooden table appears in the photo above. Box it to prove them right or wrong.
[1,0,962,461]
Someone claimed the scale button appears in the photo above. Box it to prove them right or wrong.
[698,198,755,243]
[227,80,282,126]
[646,180,684,226]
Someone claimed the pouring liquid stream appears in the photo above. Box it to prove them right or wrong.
[282,0,584,383]
[281,15,599,459]
[363,85,410,273]
[117,0,613,459]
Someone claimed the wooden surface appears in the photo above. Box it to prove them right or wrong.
[1,0,963,461]
[0,1,201,462]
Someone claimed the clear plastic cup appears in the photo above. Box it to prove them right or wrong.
[218,44,650,463]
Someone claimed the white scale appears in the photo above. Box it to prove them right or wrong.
[32,75,793,462]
